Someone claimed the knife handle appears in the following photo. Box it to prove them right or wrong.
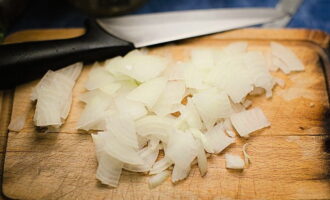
[0,19,134,89]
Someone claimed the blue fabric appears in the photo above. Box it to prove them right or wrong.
[8,0,330,34]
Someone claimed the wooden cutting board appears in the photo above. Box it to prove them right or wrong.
[1,28,330,200]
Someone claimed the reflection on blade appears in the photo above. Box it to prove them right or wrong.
[97,8,287,47]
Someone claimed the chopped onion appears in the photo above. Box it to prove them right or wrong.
[271,42,304,72]
[196,140,208,176]
[85,66,115,90]
[8,115,26,132]
[190,48,215,69]
[192,88,233,130]
[242,143,251,166]
[190,128,215,153]
[105,50,168,82]
[176,99,203,130]
[135,115,174,142]
[105,113,139,149]
[77,96,112,130]
[151,80,185,116]
[165,130,198,169]
[274,77,285,88]
[127,77,167,109]
[272,56,290,74]
[92,133,123,187]
[98,131,144,165]
[123,139,160,172]
[184,62,210,90]
[225,154,245,170]
[76,43,305,188]
[242,99,252,108]
[114,95,147,120]
[204,123,235,154]
[171,164,191,183]
[230,107,270,137]
[32,65,81,128]
[149,157,173,175]
[148,170,170,189]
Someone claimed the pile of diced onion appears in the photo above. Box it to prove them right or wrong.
[16,41,304,189]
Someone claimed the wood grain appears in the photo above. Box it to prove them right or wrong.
[2,28,330,200]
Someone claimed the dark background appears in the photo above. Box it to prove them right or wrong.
[2,0,330,36]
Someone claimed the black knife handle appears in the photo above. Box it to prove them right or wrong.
[0,19,134,89]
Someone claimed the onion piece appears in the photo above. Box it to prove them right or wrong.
[77,96,112,130]
[204,123,235,154]
[32,63,82,128]
[127,77,167,109]
[162,62,185,81]
[223,42,248,54]
[149,170,171,189]
[225,154,245,170]
[114,95,147,120]
[190,128,215,153]
[123,139,160,172]
[171,164,191,183]
[242,143,251,166]
[8,115,26,132]
[192,88,233,130]
[92,133,123,187]
[184,62,209,90]
[271,42,304,72]
[56,62,83,81]
[149,157,173,175]
[190,48,215,69]
[151,80,186,116]
[230,107,270,137]
[85,66,115,90]
[274,77,285,88]
[196,140,208,176]
[244,51,275,97]
[176,99,203,130]
[105,50,168,82]
[98,131,144,165]
[166,130,198,169]
[135,115,174,143]
[242,99,252,108]
[105,113,139,149]
[272,56,290,74]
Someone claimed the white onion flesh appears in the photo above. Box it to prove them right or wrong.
[196,140,208,176]
[135,115,174,142]
[192,88,232,130]
[151,80,185,116]
[127,77,167,109]
[149,157,173,175]
[171,164,191,183]
[148,170,170,189]
[92,133,123,187]
[242,143,251,166]
[271,42,304,72]
[225,154,245,169]
[204,123,235,154]
[32,63,81,128]
[230,108,270,137]
[75,42,305,188]
[105,50,168,82]
[8,115,26,132]
[165,130,198,169]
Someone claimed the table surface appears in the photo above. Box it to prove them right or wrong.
[7,0,330,34]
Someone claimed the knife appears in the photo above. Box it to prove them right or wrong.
[0,8,287,89]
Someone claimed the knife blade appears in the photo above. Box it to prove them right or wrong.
[97,8,286,47]
[0,8,287,89]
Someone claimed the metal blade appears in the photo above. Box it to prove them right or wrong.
[263,0,303,28]
[97,8,287,47]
